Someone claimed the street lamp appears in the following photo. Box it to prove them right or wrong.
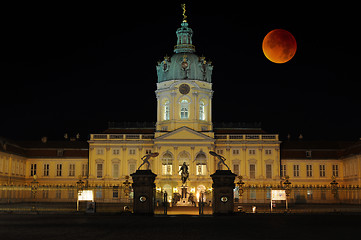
[281,175,291,211]
[236,175,245,197]
[122,175,132,197]
[282,175,292,197]
[76,176,85,191]
[330,175,338,197]
[30,175,39,211]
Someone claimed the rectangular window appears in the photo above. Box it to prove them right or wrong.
[96,187,102,199]
[332,165,339,177]
[250,188,256,200]
[216,150,223,155]
[68,190,75,199]
[293,165,299,177]
[56,164,62,176]
[280,164,286,177]
[113,163,119,178]
[265,150,272,155]
[319,165,326,177]
[233,164,239,176]
[196,164,206,176]
[249,149,256,155]
[96,163,103,178]
[306,165,313,177]
[162,164,172,175]
[113,186,119,198]
[57,149,64,157]
[249,164,256,179]
[43,164,49,177]
[266,164,272,179]
[82,164,88,177]
[30,164,37,176]
[56,190,61,199]
[69,164,75,176]
[129,163,136,175]
[129,149,136,155]
[233,149,239,155]
[113,149,120,155]
[145,149,152,154]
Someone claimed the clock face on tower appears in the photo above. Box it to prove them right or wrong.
[179,84,190,95]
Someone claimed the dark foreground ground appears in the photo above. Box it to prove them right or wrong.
[0,213,360,240]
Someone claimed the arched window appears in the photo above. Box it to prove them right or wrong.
[180,99,189,119]
[164,100,170,120]
[162,152,173,175]
[199,100,205,120]
[195,152,207,175]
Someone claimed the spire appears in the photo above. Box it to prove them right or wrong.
[174,4,195,53]
[181,3,187,23]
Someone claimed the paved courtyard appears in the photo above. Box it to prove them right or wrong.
[0,213,360,240]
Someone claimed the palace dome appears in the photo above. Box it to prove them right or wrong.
[156,21,213,83]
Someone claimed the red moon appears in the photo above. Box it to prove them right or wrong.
[262,29,297,64]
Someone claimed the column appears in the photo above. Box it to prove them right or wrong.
[259,147,264,179]
[242,146,248,179]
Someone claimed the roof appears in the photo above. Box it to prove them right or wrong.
[281,140,360,160]
[0,137,88,158]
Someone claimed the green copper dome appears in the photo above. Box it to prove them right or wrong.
[156,21,213,83]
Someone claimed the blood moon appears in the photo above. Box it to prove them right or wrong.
[262,29,297,64]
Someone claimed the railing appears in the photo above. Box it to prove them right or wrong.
[215,134,278,141]
[91,134,154,140]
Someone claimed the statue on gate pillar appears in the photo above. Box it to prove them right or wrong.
[138,152,159,170]
[209,151,230,170]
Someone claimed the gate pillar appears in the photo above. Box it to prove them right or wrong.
[130,170,157,215]
[210,170,237,215]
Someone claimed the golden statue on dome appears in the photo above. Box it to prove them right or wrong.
[181,3,187,22]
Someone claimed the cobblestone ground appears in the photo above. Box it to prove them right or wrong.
[0,213,360,240]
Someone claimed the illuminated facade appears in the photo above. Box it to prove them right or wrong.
[0,12,361,204]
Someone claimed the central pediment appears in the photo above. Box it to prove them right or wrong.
[154,126,214,142]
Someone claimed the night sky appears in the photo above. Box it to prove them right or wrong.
[1,2,359,141]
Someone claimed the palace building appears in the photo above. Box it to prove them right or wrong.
[1,10,361,204]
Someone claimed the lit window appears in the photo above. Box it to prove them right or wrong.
[162,152,173,175]
[199,100,205,120]
[113,149,120,155]
[180,99,189,119]
[164,100,170,120]
[195,152,207,175]
[129,149,136,155]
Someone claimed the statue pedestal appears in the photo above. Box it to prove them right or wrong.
[130,170,157,215]
[181,186,188,199]
[210,170,237,215]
